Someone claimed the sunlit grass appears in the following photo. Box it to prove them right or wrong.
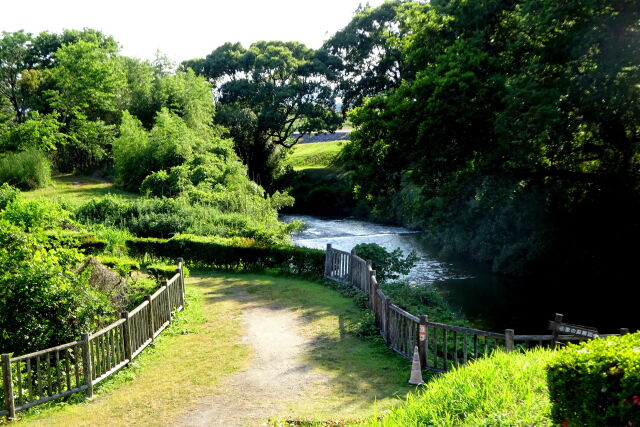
[22,174,138,207]
[361,348,554,427]
[287,141,346,170]
[17,272,415,426]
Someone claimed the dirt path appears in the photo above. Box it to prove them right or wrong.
[179,296,330,427]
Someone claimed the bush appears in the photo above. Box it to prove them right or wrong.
[0,220,113,355]
[145,262,190,282]
[96,255,140,276]
[1,198,72,231]
[353,242,418,283]
[126,234,325,278]
[546,332,640,426]
[0,148,52,190]
[0,183,20,210]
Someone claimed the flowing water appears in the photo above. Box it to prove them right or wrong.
[283,214,638,334]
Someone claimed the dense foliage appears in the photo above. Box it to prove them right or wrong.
[0,197,113,354]
[126,234,325,278]
[182,41,342,188]
[336,0,640,276]
[547,332,640,426]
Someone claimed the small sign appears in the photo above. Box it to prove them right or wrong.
[419,324,426,341]
[548,321,598,339]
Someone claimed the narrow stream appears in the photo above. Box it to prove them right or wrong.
[283,214,638,334]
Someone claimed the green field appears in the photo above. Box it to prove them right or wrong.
[22,174,138,206]
[286,141,346,170]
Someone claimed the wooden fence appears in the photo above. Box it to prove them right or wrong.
[1,258,186,419]
[324,245,627,372]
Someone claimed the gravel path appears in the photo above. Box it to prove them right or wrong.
[178,296,329,427]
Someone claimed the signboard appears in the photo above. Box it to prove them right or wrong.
[419,324,426,341]
[548,321,598,339]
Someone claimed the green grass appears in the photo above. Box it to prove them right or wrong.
[287,141,346,170]
[16,272,415,426]
[360,348,554,427]
[22,174,138,207]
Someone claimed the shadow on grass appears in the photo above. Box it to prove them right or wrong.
[189,271,436,416]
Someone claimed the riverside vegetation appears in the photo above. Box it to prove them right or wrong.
[1,0,638,424]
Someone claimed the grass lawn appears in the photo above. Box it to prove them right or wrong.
[16,272,416,426]
[287,141,346,170]
[360,348,554,427]
[22,174,137,206]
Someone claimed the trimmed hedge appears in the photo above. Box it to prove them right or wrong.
[126,234,325,278]
[547,332,640,426]
[146,263,190,282]
[42,230,107,253]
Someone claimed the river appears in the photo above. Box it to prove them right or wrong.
[283,214,637,334]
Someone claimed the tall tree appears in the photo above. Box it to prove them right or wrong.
[0,31,32,122]
[322,1,414,114]
[184,41,341,187]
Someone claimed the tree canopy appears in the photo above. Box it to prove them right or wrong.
[183,40,341,187]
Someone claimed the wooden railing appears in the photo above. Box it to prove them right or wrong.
[325,245,626,372]
[1,258,186,419]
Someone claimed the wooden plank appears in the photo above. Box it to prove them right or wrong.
[81,333,93,398]
[443,330,448,371]
[64,350,71,391]
[16,360,23,405]
[14,385,87,412]
[453,331,458,366]
[45,352,52,396]
[11,341,82,362]
[26,359,32,402]
[55,351,62,394]
[473,335,478,360]
[425,321,505,339]
[2,354,16,419]
[463,333,468,365]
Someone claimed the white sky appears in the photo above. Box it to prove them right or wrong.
[1,0,383,63]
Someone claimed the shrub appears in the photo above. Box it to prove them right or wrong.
[145,262,190,282]
[0,198,72,231]
[0,183,20,210]
[126,234,325,278]
[96,255,140,276]
[546,332,640,426]
[0,148,52,190]
[0,220,113,355]
[352,242,418,283]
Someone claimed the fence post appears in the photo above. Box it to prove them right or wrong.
[177,257,185,304]
[162,280,171,319]
[384,297,392,344]
[349,248,356,285]
[419,315,428,369]
[620,328,629,336]
[121,312,132,362]
[505,329,515,352]
[366,260,373,301]
[146,295,155,340]
[81,333,93,398]
[324,244,332,277]
[551,313,563,350]
[2,354,15,419]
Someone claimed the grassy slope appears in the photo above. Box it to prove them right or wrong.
[362,348,554,427]
[22,174,137,206]
[286,141,346,170]
[19,273,415,426]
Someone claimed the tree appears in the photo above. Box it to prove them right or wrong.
[46,39,126,124]
[322,1,414,114]
[0,31,32,122]
[184,41,341,187]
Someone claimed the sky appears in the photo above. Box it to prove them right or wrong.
[1,0,384,63]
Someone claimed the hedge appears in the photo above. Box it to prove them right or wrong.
[125,234,325,279]
[546,332,640,426]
